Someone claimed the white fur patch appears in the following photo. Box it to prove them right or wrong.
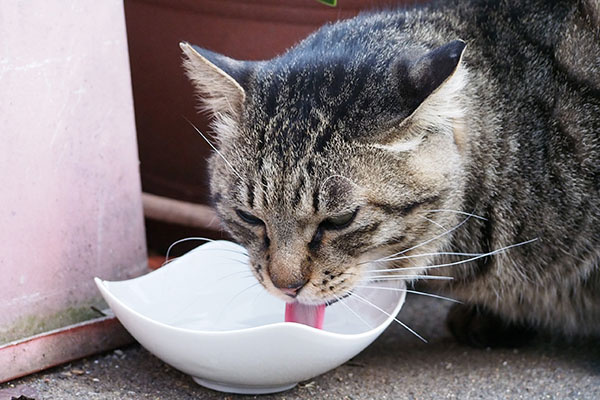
[211,113,239,143]
[373,134,424,153]
[409,63,468,136]
[380,61,468,154]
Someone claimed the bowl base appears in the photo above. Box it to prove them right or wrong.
[192,376,297,395]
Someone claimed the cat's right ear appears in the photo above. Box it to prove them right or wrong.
[377,40,467,149]
[180,42,252,117]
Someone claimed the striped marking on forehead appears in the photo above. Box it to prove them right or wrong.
[251,55,379,164]
[242,154,321,215]
[239,62,380,215]
[244,172,270,210]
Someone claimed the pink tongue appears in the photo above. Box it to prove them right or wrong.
[285,302,326,329]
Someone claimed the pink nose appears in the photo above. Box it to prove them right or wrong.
[280,287,300,297]
[275,279,307,298]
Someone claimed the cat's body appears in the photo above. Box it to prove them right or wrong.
[181,0,600,345]
[401,0,600,338]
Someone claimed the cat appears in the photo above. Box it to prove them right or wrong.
[180,0,600,347]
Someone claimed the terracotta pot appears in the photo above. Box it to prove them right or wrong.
[124,0,427,253]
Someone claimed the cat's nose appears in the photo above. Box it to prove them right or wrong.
[275,280,307,298]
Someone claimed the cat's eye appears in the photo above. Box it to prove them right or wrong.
[323,208,358,230]
[235,209,263,226]
[310,208,359,249]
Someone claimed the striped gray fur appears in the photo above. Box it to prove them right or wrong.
[181,0,600,341]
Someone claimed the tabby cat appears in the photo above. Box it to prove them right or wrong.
[180,0,600,347]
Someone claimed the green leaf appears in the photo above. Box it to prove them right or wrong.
[317,0,337,7]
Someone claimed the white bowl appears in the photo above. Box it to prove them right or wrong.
[95,240,405,394]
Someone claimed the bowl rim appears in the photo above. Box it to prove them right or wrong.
[94,276,405,341]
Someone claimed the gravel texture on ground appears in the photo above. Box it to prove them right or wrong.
[2,294,599,400]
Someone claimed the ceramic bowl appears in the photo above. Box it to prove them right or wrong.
[95,240,405,394]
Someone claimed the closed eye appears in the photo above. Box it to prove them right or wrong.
[322,208,359,230]
[235,209,264,226]
[309,208,359,250]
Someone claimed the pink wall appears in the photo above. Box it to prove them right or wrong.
[0,0,148,345]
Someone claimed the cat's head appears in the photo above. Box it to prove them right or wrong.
[181,28,468,305]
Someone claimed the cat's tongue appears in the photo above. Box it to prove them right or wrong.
[285,302,326,329]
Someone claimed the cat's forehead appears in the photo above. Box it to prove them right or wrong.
[225,58,389,214]
[244,52,407,142]
[230,146,359,217]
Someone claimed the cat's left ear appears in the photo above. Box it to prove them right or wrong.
[180,42,254,117]
[390,40,468,140]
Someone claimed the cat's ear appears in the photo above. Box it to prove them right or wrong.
[389,40,467,144]
[180,42,252,117]
[405,40,467,107]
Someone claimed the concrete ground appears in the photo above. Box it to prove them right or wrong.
[2,294,599,400]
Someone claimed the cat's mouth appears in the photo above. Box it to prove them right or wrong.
[284,293,353,329]
[285,302,326,329]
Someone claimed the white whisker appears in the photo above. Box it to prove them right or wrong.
[354,285,461,303]
[360,214,475,265]
[219,282,261,316]
[213,269,255,284]
[185,117,270,201]
[381,215,472,259]
[364,250,490,271]
[184,117,246,183]
[219,256,250,266]
[423,209,487,220]
[380,238,538,272]
[333,293,372,329]
[418,214,446,230]
[166,236,215,261]
[350,292,427,343]
[199,247,249,257]
[249,285,267,309]
[161,253,248,268]
[361,275,454,281]
[160,258,178,268]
